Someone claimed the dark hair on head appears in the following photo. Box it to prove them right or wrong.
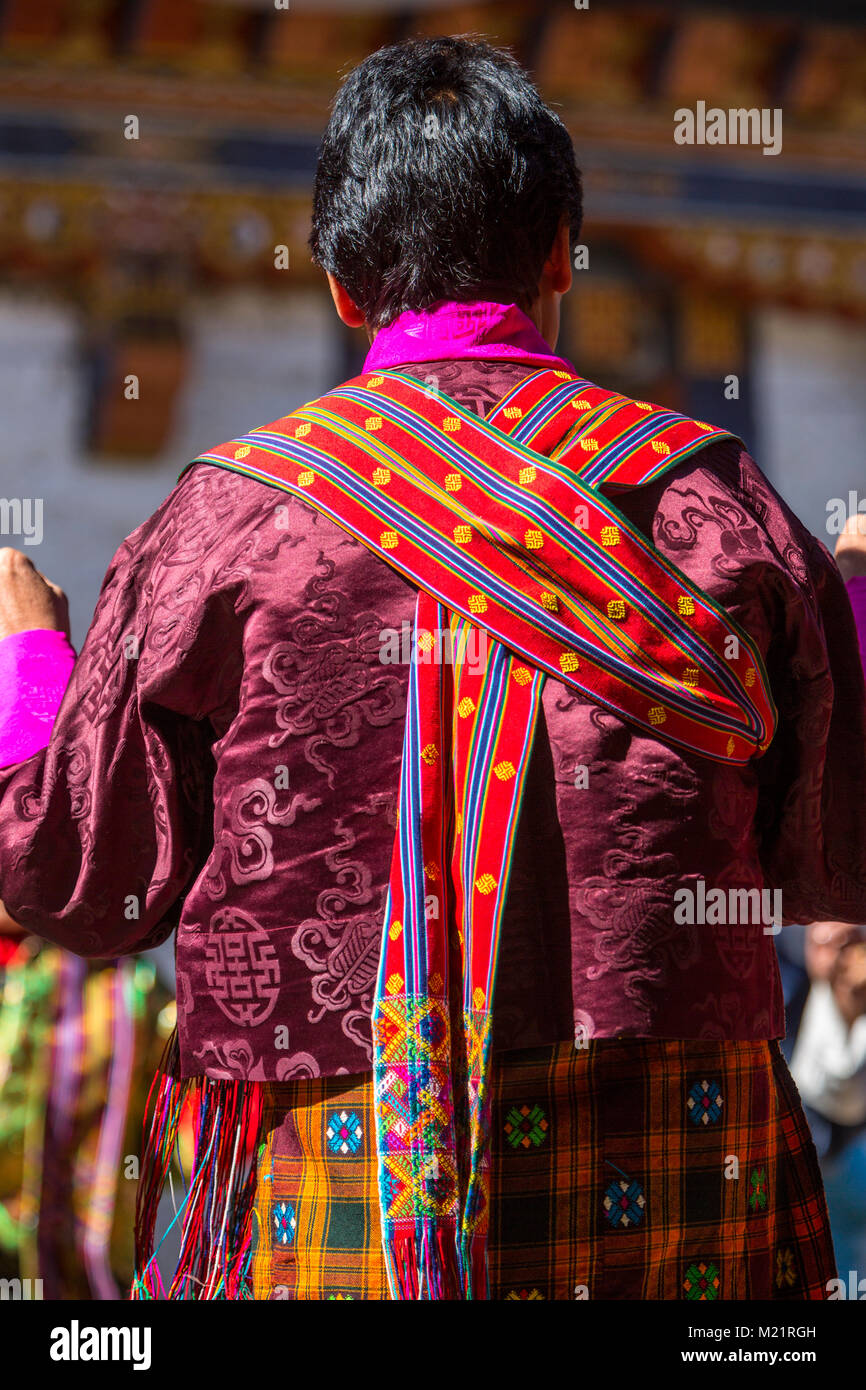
[310,35,582,330]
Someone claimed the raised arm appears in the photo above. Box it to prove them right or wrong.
[0,508,215,958]
[835,511,866,671]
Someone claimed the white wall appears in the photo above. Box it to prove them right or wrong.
[0,289,339,647]
[752,307,866,545]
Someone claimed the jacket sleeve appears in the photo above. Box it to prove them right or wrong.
[633,438,866,926]
[0,491,218,958]
[753,523,866,924]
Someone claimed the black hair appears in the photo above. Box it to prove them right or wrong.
[310,35,582,330]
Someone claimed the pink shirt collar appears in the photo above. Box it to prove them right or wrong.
[362,300,575,373]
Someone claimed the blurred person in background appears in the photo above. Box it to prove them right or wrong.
[1,36,866,1302]
[774,514,866,1285]
[794,923,866,1133]
[778,919,866,1282]
[0,898,171,1298]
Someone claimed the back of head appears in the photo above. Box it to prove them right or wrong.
[310,35,583,331]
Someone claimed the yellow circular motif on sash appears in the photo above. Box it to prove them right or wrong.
[580,437,599,452]
[560,652,580,673]
[494,761,516,781]
[677,595,695,616]
[525,529,544,549]
[475,875,497,896]
[365,415,383,431]
[457,697,476,717]
[652,440,671,455]
[442,416,461,432]
[600,525,620,546]
[297,470,315,487]
[234,445,251,460]
[380,530,399,549]
[468,594,487,614]
[607,599,626,620]
[648,705,667,725]
[445,473,462,492]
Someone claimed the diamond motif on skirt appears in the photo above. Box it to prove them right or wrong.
[683,1260,720,1300]
[326,1110,364,1156]
[272,1201,296,1247]
[775,1246,798,1289]
[686,1079,724,1126]
[603,1175,646,1228]
[748,1166,769,1213]
[504,1104,549,1150]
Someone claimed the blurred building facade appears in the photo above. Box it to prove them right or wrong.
[0,0,863,641]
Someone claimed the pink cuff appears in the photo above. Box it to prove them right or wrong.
[847,577,866,673]
[0,628,77,767]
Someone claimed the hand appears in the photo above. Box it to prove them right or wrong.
[804,921,862,982]
[835,512,866,582]
[831,940,866,1028]
[0,899,26,937]
[0,548,69,642]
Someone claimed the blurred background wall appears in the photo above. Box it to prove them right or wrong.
[0,0,862,644]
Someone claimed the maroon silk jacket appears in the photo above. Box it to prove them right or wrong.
[1,356,866,1082]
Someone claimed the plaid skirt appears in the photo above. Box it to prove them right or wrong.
[251,1038,835,1300]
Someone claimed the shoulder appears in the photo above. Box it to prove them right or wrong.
[641,437,834,618]
[151,459,416,621]
[156,459,358,574]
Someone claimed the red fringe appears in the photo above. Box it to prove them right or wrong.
[132,1031,262,1300]
[386,1224,480,1300]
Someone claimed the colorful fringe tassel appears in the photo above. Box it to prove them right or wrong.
[132,1030,261,1300]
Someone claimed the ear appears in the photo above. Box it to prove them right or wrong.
[544,217,573,296]
[326,273,366,329]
